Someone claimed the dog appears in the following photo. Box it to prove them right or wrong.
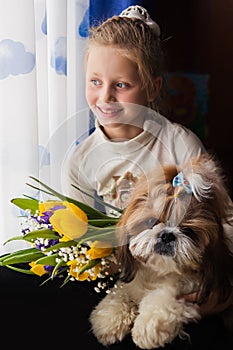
[90,153,233,349]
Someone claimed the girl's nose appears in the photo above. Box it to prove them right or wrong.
[101,85,116,103]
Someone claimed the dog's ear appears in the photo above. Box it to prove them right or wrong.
[182,153,232,218]
[185,154,233,312]
[116,243,138,282]
[115,217,138,283]
[198,230,233,306]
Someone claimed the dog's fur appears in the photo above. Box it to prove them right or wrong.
[90,153,233,349]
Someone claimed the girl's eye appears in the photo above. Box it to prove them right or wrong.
[91,79,101,86]
[116,82,128,88]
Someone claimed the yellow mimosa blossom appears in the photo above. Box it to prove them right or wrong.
[86,240,113,259]
[49,201,88,240]
[67,259,101,281]
[29,261,47,277]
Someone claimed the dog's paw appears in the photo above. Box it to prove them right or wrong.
[131,302,199,349]
[131,315,180,349]
[90,294,137,346]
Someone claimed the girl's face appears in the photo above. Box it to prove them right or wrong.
[85,45,152,140]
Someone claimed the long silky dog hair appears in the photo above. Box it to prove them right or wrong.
[116,153,233,306]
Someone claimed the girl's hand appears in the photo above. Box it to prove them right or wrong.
[179,290,233,317]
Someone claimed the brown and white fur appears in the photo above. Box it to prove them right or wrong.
[90,153,233,349]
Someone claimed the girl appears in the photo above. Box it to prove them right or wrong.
[62,5,205,213]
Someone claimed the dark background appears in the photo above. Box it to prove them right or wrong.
[142,0,233,197]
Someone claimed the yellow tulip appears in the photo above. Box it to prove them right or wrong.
[49,201,88,241]
[67,259,101,281]
[29,261,47,277]
[86,240,113,259]
[39,201,64,216]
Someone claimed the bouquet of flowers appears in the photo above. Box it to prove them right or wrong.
[0,177,122,292]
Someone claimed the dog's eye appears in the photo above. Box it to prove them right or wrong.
[130,217,158,234]
[181,227,195,237]
[144,217,158,229]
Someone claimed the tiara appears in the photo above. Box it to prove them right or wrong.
[119,5,160,36]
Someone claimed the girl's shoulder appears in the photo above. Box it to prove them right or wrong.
[71,127,102,153]
[148,112,204,147]
[171,122,205,147]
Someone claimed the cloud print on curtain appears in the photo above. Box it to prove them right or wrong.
[0,39,35,79]
[50,36,67,76]
[41,11,67,76]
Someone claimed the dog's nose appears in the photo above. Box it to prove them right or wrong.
[159,231,176,243]
[155,230,176,256]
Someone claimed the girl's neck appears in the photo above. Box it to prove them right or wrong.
[101,124,143,141]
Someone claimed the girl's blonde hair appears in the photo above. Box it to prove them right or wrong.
[86,15,165,111]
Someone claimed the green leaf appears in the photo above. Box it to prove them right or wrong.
[60,274,72,287]
[78,258,101,275]
[71,184,123,214]
[51,260,66,279]
[4,265,35,275]
[35,254,62,266]
[0,247,38,261]
[0,250,44,265]
[3,235,31,245]
[80,225,118,246]
[39,276,53,286]
[27,176,118,220]
[44,240,77,252]
[22,229,60,240]
[88,218,119,227]
[10,197,39,214]
[4,229,59,245]
[39,267,69,286]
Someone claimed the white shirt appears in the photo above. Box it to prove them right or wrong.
[61,111,205,211]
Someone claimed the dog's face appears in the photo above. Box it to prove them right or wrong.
[116,154,233,302]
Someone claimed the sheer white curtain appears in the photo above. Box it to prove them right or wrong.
[0,0,90,254]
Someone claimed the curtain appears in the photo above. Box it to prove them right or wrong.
[0,0,142,255]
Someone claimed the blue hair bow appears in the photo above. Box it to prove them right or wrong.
[172,172,192,194]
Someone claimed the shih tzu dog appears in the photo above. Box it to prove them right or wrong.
[90,153,233,349]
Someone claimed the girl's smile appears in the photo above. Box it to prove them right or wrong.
[96,102,124,118]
